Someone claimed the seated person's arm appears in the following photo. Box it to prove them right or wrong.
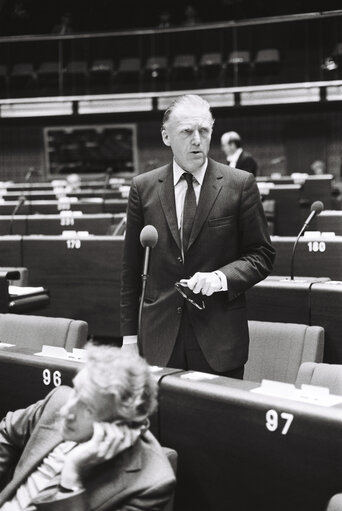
[0,391,57,489]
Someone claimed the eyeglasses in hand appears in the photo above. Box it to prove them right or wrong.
[174,282,206,311]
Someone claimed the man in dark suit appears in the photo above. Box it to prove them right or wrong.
[121,94,275,377]
[221,131,258,176]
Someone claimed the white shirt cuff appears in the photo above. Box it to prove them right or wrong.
[123,335,138,345]
[214,271,228,292]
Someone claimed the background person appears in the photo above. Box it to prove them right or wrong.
[221,131,258,176]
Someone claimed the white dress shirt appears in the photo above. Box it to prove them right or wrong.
[227,147,242,168]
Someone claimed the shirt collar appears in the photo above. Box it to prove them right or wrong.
[173,158,208,186]
[227,147,242,165]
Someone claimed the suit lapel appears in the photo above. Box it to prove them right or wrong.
[158,164,181,249]
[0,424,63,506]
[188,159,223,250]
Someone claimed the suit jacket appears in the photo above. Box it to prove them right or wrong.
[0,387,175,511]
[235,150,258,176]
[121,158,275,372]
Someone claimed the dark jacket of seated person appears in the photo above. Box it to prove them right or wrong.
[0,345,175,511]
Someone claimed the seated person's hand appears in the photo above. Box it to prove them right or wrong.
[61,422,142,490]
[184,272,222,296]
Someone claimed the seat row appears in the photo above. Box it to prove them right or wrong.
[0,48,280,95]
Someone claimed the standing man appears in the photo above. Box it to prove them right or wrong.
[221,131,258,176]
[121,95,275,377]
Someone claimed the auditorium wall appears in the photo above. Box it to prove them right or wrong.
[0,103,341,180]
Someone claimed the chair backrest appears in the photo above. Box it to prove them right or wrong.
[200,52,222,66]
[255,48,280,63]
[296,362,342,395]
[145,56,168,70]
[0,313,88,351]
[173,54,196,68]
[228,50,251,64]
[244,320,324,383]
[162,447,177,511]
[118,58,141,73]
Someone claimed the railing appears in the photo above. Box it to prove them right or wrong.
[0,10,341,99]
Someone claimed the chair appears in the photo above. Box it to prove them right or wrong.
[64,60,88,94]
[117,57,141,92]
[0,65,8,97]
[37,61,60,94]
[144,56,168,91]
[254,48,280,83]
[90,59,114,93]
[0,313,88,351]
[296,362,342,395]
[244,321,324,383]
[226,50,251,85]
[162,447,178,511]
[199,52,223,87]
[10,63,36,95]
[171,54,197,90]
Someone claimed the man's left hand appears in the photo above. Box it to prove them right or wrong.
[184,272,222,296]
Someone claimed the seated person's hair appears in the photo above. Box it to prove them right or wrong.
[83,343,158,425]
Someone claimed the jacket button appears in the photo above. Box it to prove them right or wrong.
[177,256,183,263]
[177,307,182,314]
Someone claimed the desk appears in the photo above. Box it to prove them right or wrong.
[258,185,302,235]
[159,372,342,511]
[22,235,124,338]
[0,346,180,438]
[271,235,342,280]
[316,211,342,235]
[246,276,328,325]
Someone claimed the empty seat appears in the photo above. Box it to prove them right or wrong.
[254,48,280,82]
[117,57,141,92]
[226,50,251,84]
[296,362,342,395]
[172,54,197,89]
[64,60,88,94]
[199,52,223,87]
[90,59,114,92]
[144,56,168,91]
[36,61,60,94]
[0,65,8,95]
[10,63,36,94]
[0,313,88,351]
[244,321,324,383]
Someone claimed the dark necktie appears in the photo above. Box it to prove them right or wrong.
[182,172,197,252]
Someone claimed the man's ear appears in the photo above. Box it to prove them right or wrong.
[161,128,171,147]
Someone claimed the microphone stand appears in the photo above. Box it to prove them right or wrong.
[137,246,151,356]
[9,196,25,235]
[290,223,307,281]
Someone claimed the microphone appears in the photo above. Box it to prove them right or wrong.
[140,225,158,277]
[138,225,158,355]
[9,196,26,235]
[290,201,324,280]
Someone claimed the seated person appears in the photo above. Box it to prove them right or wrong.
[0,344,176,510]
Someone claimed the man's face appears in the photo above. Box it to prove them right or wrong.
[221,139,236,158]
[162,102,213,173]
[59,370,115,443]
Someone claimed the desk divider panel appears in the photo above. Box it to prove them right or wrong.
[26,213,122,235]
[159,372,342,511]
[0,216,26,235]
[311,282,342,364]
[316,211,342,236]
[22,235,124,338]
[271,235,342,281]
